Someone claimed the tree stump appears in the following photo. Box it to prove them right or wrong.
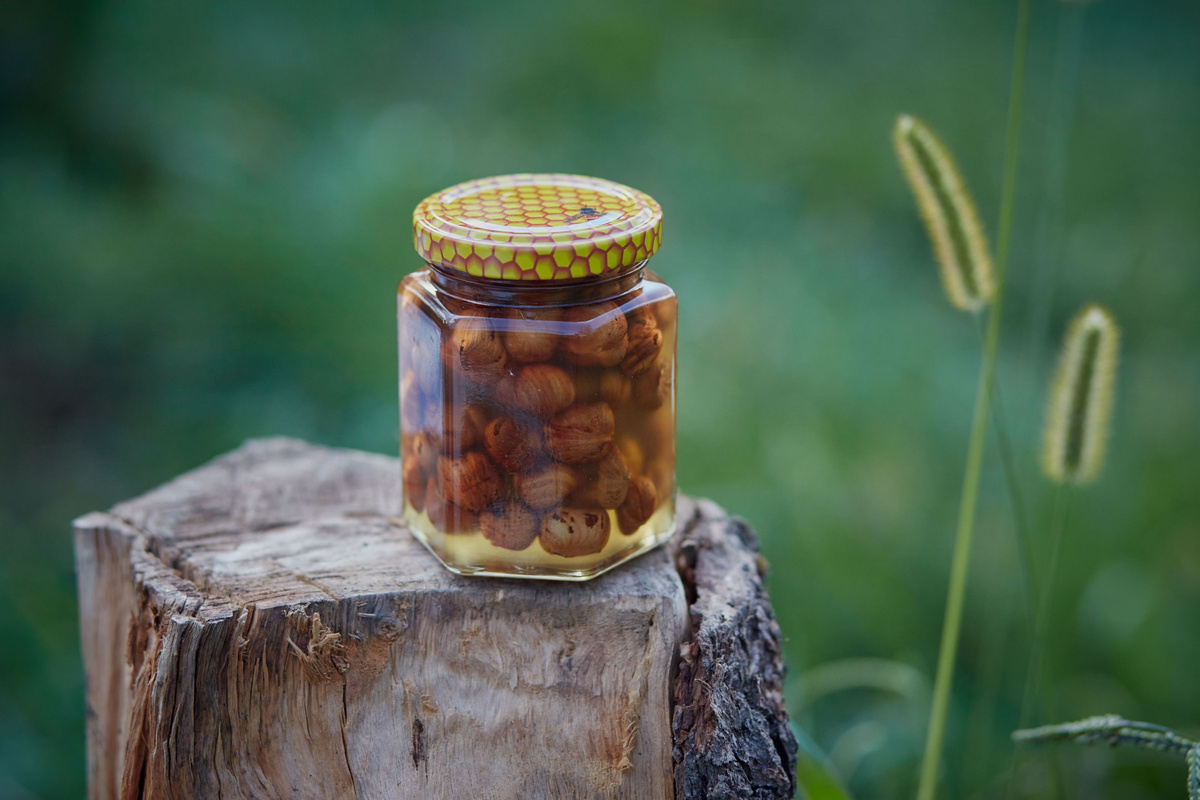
[74,438,797,800]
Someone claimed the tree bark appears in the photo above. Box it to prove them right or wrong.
[75,437,796,800]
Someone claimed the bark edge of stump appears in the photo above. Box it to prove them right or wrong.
[74,437,798,799]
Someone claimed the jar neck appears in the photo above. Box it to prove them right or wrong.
[427,261,648,307]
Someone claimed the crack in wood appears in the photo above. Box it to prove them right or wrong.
[75,438,797,800]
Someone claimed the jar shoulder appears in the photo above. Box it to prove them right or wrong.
[399,267,675,328]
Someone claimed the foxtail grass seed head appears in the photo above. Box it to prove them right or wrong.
[1188,744,1199,800]
[893,115,995,312]
[1014,715,1197,754]
[1041,304,1120,485]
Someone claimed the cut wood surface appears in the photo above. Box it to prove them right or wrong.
[75,438,797,799]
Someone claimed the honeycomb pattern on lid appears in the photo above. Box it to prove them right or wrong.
[413,174,663,281]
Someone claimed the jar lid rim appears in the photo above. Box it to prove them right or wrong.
[413,174,663,281]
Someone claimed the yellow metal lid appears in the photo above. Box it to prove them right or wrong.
[413,173,663,281]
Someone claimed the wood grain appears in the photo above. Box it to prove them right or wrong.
[75,438,796,799]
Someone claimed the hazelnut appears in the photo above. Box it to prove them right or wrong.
[539,507,612,558]
[506,364,576,417]
[621,312,662,376]
[447,313,509,385]
[615,436,645,477]
[400,370,424,430]
[575,368,630,407]
[503,309,561,362]
[631,362,669,410]
[653,297,677,329]
[626,305,657,329]
[425,476,478,533]
[515,463,580,509]
[479,503,541,551]
[410,340,441,396]
[484,416,543,473]
[617,475,658,534]
[402,455,427,512]
[599,368,631,407]
[436,452,502,513]
[399,290,443,392]
[579,340,627,368]
[573,368,600,401]
[544,403,615,464]
[433,403,487,452]
[457,404,490,451]
[564,302,628,367]
[576,342,626,368]
[411,432,438,474]
[569,445,630,509]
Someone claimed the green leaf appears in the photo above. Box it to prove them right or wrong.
[792,724,854,800]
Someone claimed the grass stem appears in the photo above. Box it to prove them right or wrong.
[915,1,1033,798]
[1009,486,1071,800]
[989,361,1040,617]
[915,333,995,800]
[962,322,1038,786]
[1023,1,1089,417]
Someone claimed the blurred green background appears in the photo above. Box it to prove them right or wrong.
[2,0,1198,797]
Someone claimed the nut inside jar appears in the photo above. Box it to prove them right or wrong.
[398,276,676,578]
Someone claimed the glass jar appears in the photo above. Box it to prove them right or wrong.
[398,174,676,580]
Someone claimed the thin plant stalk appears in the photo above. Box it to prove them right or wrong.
[914,335,994,800]
[961,523,1017,788]
[1023,1,1090,418]
[915,0,1033,798]
[1025,484,1069,731]
[962,322,1040,786]
[1007,485,1071,800]
[988,357,1040,614]
[1012,485,1070,749]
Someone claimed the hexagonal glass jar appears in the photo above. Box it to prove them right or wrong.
[397,174,676,580]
